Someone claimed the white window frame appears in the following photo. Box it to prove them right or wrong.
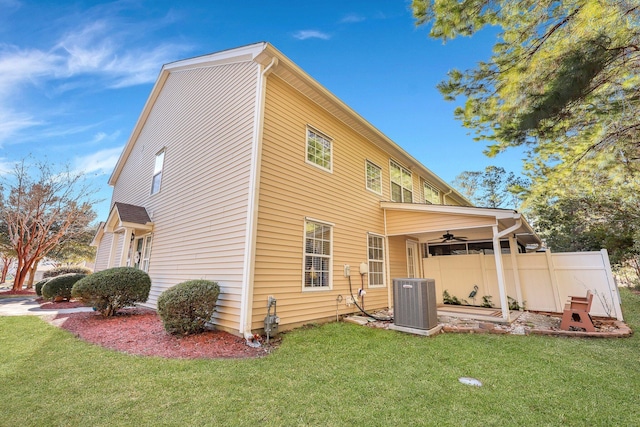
[389,160,413,203]
[129,233,153,273]
[422,179,440,204]
[141,235,153,272]
[305,126,333,173]
[367,233,385,288]
[406,240,420,278]
[302,218,333,291]
[151,149,165,195]
[365,160,383,195]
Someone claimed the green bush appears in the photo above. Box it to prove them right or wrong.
[157,280,220,335]
[35,278,51,297]
[43,266,93,279]
[41,274,87,301]
[71,267,151,316]
[442,290,467,305]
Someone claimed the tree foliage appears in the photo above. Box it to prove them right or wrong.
[0,160,98,291]
[528,193,638,265]
[414,0,640,274]
[453,166,528,209]
[412,0,640,191]
[0,223,16,284]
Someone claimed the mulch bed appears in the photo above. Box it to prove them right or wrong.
[47,307,274,359]
[0,289,36,296]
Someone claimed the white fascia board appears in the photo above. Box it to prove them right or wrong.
[164,42,267,73]
[108,42,268,186]
[90,222,105,247]
[380,201,518,219]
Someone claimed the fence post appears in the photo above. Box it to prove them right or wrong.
[545,249,563,312]
[509,236,523,309]
[601,249,623,321]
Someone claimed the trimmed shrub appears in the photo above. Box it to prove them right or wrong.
[157,280,220,335]
[43,266,93,279]
[35,278,51,297]
[41,273,87,301]
[72,267,151,316]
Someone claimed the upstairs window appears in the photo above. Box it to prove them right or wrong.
[303,220,332,289]
[365,160,382,194]
[423,180,440,204]
[306,127,332,172]
[368,233,385,287]
[151,150,165,195]
[390,160,412,202]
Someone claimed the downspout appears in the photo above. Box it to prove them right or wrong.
[239,55,278,339]
[442,189,453,205]
[493,216,522,322]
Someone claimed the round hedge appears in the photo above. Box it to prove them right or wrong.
[71,267,151,317]
[35,278,51,297]
[41,273,87,301]
[157,280,220,335]
[43,266,93,279]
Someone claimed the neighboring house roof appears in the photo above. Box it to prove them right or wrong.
[108,42,471,207]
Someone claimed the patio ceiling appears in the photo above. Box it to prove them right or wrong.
[381,202,542,247]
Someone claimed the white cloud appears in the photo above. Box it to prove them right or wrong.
[0,44,63,97]
[293,30,331,40]
[0,157,15,175]
[0,12,192,144]
[0,107,43,143]
[340,14,365,23]
[53,20,189,88]
[73,146,123,176]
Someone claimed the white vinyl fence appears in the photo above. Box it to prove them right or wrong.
[423,249,622,320]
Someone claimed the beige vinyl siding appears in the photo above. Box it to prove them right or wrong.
[252,75,392,330]
[385,210,496,236]
[111,232,125,268]
[109,61,258,331]
[387,236,411,280]
[94,232,113,271]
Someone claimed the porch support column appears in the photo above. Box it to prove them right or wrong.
[509,235,524,310]
[383,209,392,309]
[492,225,510,322]
[119,228,133,267]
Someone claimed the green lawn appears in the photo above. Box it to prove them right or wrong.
[1,290,638,427]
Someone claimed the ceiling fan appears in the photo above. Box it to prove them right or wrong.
[429,231,468,243]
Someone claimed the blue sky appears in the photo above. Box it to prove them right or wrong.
[0,0,524,220]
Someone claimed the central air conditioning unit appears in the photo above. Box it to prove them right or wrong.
[393,278,437,330]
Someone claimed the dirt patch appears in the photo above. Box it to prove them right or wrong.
[47,308,275,359]
[359,309,631,337]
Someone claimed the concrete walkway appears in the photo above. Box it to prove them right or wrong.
[0,297,94,317]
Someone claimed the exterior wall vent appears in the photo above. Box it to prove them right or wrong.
[392,278,437,330]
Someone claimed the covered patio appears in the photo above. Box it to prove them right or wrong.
[381,202,623,322]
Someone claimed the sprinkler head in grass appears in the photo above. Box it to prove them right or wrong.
[458,377,482,387]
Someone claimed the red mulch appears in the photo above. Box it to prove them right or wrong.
[0,289,36,296]
[48,308,273,359]
[37,298,87,309]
